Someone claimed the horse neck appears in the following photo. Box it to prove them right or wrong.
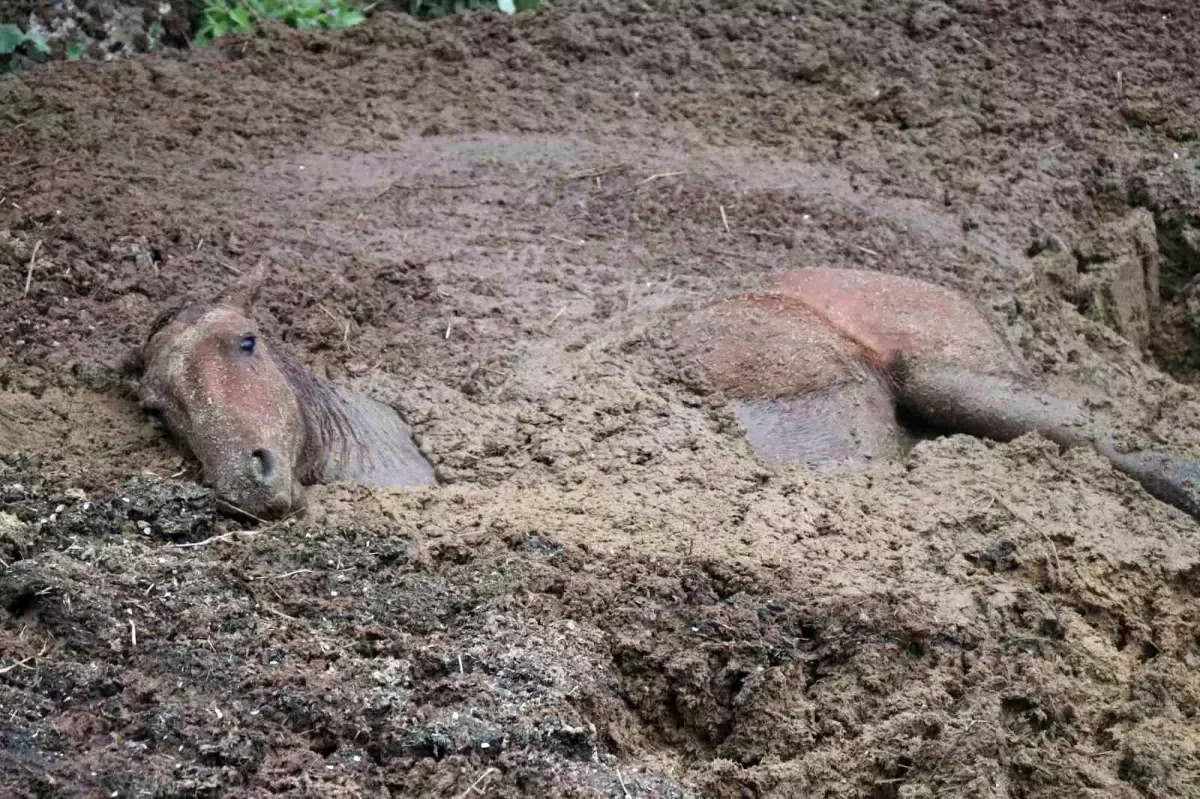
[278,355,436,488]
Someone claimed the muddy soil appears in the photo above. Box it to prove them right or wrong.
[3,1,1200,796]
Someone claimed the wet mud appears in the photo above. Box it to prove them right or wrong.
[2,1,1200,796]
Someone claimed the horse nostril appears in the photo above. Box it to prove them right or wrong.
[250,449,276,483]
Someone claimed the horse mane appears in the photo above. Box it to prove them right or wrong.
[123,301,192,376]
[270,344,366,483]
[148,303,187,339]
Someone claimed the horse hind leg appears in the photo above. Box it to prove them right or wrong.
[890,361,1095,447]
[1098,444,1200,520]
[894,359,1200,521]
[731,372,909,472]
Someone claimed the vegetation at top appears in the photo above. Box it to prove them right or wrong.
[0,23,48,58]
[196,0,542,47]
[194,0,370,46]
[409,0,542,16]
[0,22,48,71]
[1,0,541,73]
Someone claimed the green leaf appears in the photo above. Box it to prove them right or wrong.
[514,0,539,10]
[194,0,368,41]
[0,24,22,55]
[25,33,51,56]
[65,41,86,60]
[228,6,254,30]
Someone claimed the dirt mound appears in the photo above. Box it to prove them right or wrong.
[2,1,1200,796]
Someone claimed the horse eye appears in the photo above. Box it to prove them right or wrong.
[142,405,166,422]
[240,335,256,354]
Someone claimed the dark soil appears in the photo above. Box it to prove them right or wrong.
[2,1,1200,796]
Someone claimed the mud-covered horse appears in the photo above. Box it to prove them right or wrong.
[677,267,1200,521]
[125,269,436,519]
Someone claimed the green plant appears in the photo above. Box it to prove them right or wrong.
[147,21,166,51]
[0,23,50,57]
[65,41,87,61]
[193,0,541,47]
[408,0,540,19]
[194,0,371,46]
[1,23,51,73]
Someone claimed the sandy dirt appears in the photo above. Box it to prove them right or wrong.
[3,1,1200,796]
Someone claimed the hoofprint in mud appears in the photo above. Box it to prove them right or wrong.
[3,1,1200,796]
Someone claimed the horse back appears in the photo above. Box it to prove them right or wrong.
[771,268,1024,376]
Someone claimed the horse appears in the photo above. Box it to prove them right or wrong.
[676,266,1200,521]
[124,269,436,519]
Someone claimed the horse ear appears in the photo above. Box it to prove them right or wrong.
[239,260,266,313]
[218,259,267,314]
